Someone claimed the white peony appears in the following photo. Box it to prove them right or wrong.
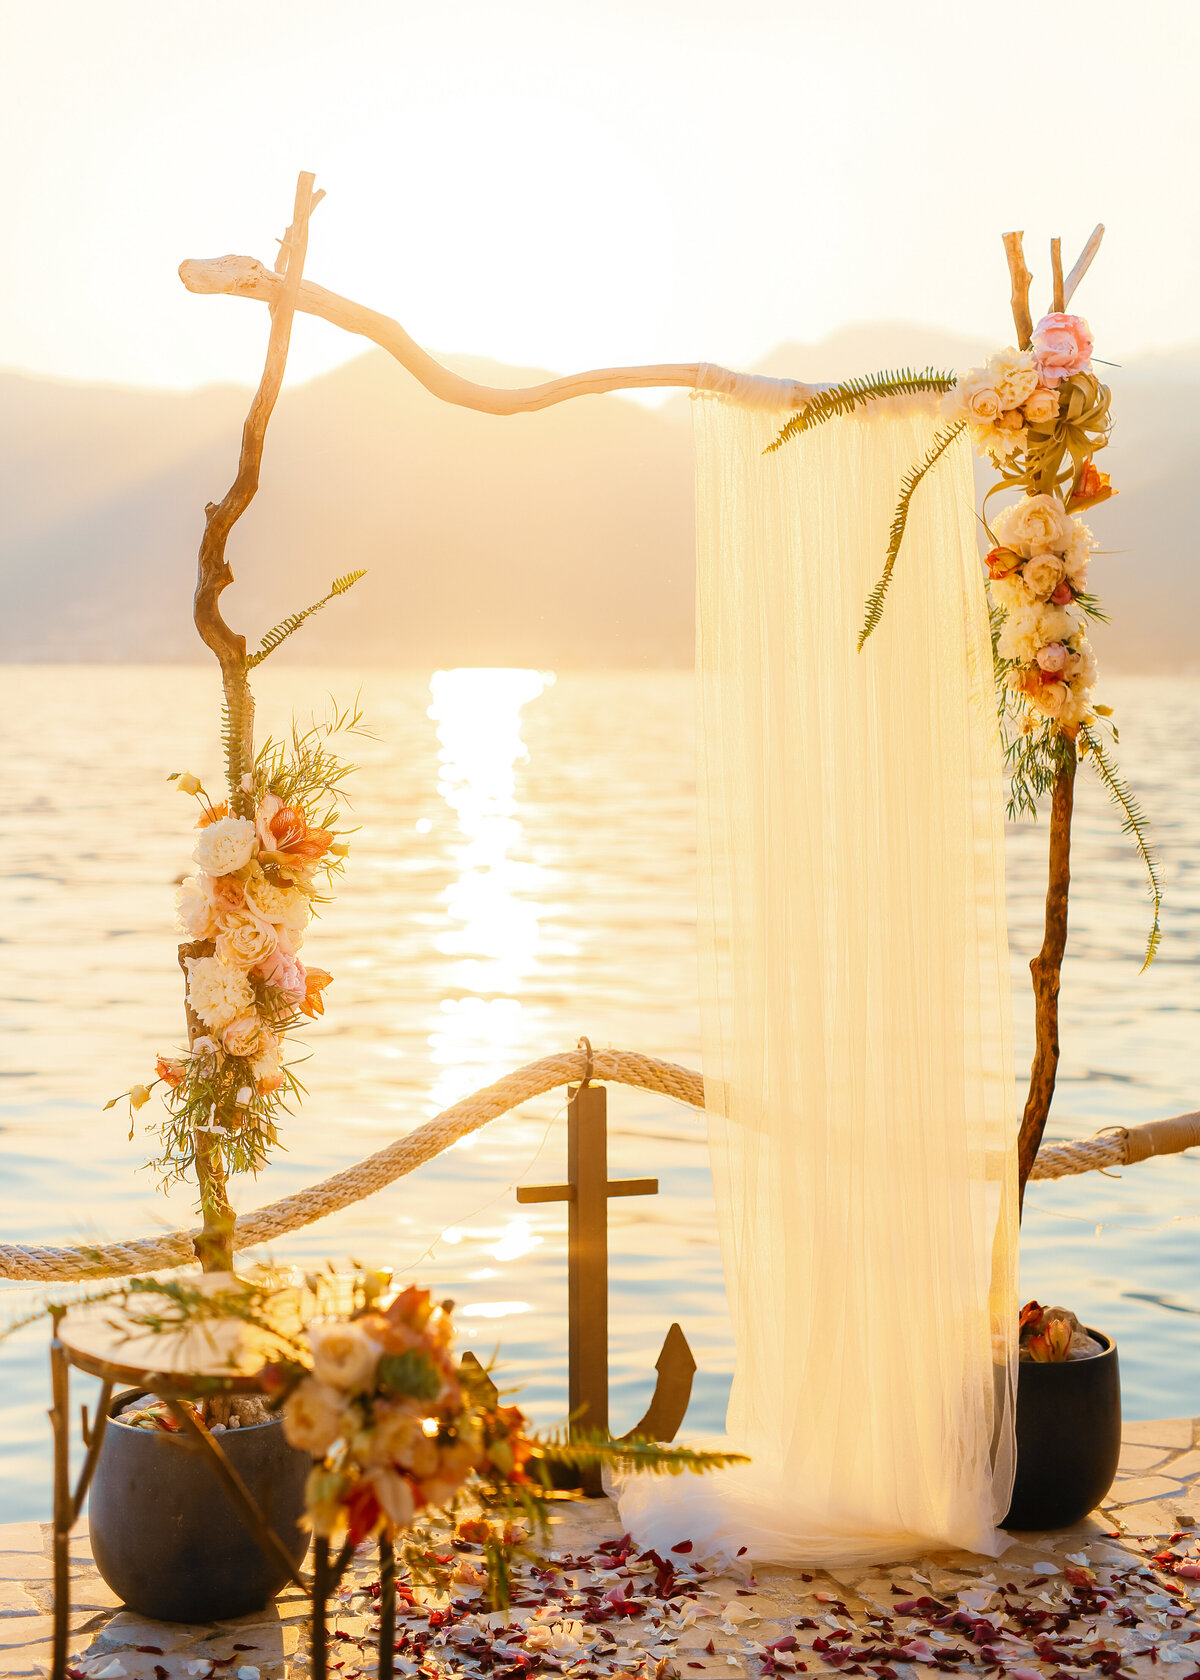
[176,875,219,941]
[971,419,1025,462]
[1061,516,1095,586]
[282,1379,346,1455]
[996,602,1079,666]
[307,1320,380,1392]
[988,347,1039,410]
[187,955,255,1032]
[989,571,1035,612]
[193,816,257,878]
[1022,553,1066,600]
[994,493,1074,557]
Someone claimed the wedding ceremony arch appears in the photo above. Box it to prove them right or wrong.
[8,172,1196,1567]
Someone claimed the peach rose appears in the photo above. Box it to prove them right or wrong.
[282,1379,345,1454]
[308,1320,380,1392]
[1031,312,1094,387]
[257,946,307,1004]
[1031,681,1068,718]
[222,1014,265,1060]
[1023,554,1066,600]
[984,547,1022,580]
[1023,386,1060,424]
[996,408,1025,433]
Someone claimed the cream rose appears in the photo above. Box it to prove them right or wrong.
[1030,681,1068,718]
[994,493,1074,557]
[988,347,1039,410]
[1035,641,1068,674]
[244,874,311,935]
[945,368,1002,426]
[308,1320,380,1392]
[186,956,255,1032]
[215,908,278,970]
[1022,553,1066,600]
[1023,386,1060,424]
[282,1379,346,1455]
[176,875,219,941]
[193,816,257,877]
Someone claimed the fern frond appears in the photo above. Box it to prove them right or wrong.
[533,1428,748,1477]
[766,368,956,453]
[1079,723,1164,969]
[247,570,367,669]
[858,422,965,650]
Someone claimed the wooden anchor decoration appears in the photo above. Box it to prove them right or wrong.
[514,1040,697,1494]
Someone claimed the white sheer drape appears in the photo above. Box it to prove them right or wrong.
[616,391,1018,1565]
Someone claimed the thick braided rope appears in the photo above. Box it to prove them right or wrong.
[1,1052,1194,1284]
[0,1049,705,1284]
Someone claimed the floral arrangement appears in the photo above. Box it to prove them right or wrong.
[268,1280,537,1552]
[110,692,364,1189]
[767,302,1159,965]
[943,315,1110,736]
[1018,1299,1102,1363]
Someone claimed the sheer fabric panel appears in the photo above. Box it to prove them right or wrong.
[617,395,1018,1564]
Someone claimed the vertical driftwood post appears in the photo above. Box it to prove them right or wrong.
[186,171,323,1270]
[1002,229,1079,1209]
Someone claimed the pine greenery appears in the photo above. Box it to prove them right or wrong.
[247,570,368,669]
[858,422,966,649]
[765,368,956,452]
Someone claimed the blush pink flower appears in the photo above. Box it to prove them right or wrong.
[257,945,307,1004]
[1031,312,1094,387]
[1036,642,1068,674]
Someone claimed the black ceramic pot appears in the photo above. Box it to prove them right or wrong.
[1002,1328,1121,1531]
[89,1391,312,1622]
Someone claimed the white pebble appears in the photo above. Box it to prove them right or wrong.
[237,1668,260,1679]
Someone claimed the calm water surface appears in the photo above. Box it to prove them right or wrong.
[0,666,1197,1519]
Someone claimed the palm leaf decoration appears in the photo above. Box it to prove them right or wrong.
[858,421,965,650]
[247,569,368,669]
[766,368,956,453]
[1079,723,1163,969]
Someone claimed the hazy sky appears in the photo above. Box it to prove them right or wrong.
[4,0,1198,391]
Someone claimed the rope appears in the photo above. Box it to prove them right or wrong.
[1,1052,1195,1284]
[0,1049,704,1284]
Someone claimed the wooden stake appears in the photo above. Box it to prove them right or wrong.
[1017,741,1076,1204]
[1002,232,1034,349]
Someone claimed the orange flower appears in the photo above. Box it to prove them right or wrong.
[196,801,231,828]
[1025,1317,1073,1362]
[256,793,333,866]
[155,1055,188,1090]
[1019,1300,1046,1335]
[984,547,1022,580]
[1068,459,1116,511]
[299,967,334,1019]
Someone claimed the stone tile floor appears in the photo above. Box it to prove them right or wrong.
[5,1416,1200,1680]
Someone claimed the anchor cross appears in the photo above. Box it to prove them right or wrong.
[517,1066,696,1493]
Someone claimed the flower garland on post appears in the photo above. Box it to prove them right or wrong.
[769,225,1160,1209]
[109,172,366,1269]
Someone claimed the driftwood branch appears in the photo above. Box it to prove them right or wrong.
[181,254,741,415]
[1002,231,1034,350]
[1063,224,1105,307]
[1017,742,1076,1204]
[188,171,320,1272]
[1050,237,1065,314]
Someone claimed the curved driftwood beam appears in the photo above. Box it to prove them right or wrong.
[180,254,789,415]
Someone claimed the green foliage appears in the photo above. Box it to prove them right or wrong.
[858,422,966,650]
[377,1349,442,1401]
[765,369,956,452]
[254,694,370,834]
[247,571,368,669]
[1079,722,1163,969]
[530,1426,749,1478]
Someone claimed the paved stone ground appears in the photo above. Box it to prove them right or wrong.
[5,1416,1200,1680]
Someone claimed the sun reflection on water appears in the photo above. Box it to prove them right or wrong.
[425,668,551,1114]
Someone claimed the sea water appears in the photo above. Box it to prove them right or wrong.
[0,666,1196,1519]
